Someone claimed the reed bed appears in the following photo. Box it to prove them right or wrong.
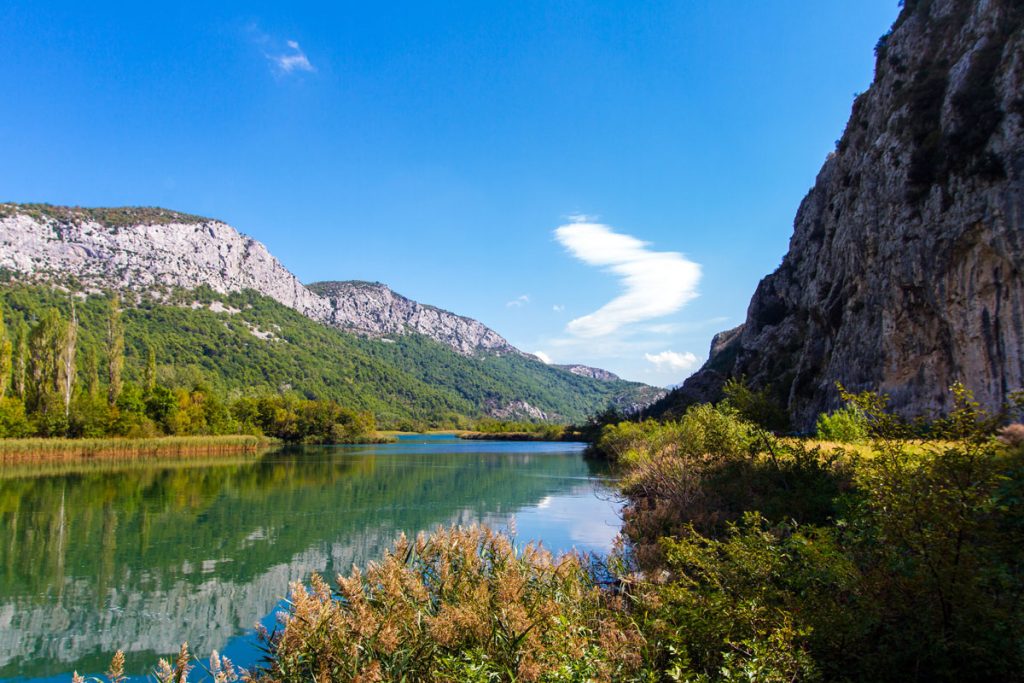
[0,434,277,464]
[0,452,268,480]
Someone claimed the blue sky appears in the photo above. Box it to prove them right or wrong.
[0,1,898,385]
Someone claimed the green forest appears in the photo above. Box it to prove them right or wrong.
[0,283,657,440]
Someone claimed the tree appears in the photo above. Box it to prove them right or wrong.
[143,343,156,394]
[27,308,67,427]
[12,319,27,400]
[82,347,101,398]
[59,299,78,418]
[0,307,12,398]
[107,294,124,406]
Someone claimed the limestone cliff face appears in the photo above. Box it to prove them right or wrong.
[554,364,621,381]
[0,205,517,357]
[674,0,1024,428]
[307,281,517,355]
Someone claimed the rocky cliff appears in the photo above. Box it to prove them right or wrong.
[667,0,1024,428]
[554,364,620,381]
[0,204,517,357]
[307,281,516,355]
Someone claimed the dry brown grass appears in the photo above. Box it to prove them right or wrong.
[0,434,275,464]
[261,524,646,682]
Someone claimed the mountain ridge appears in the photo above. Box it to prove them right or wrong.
[0,202,664,423]
[1,202,531,359]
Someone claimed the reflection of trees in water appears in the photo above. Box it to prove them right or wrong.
[0,445,599,678]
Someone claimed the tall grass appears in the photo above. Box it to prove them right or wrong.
[0,434,275,464]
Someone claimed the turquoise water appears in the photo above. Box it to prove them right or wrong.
[0,435,621,681]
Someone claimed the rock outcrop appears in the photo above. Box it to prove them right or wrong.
[669,0,1024,429]
[554,364,621,381]
[0,205,517,357]
[307,281,517,355]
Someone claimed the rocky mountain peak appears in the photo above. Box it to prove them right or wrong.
[307,280,518,356]
[0,204,516,358]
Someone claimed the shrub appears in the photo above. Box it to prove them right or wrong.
[0,396,30,438]
[815,405,868,442]
[639,513,860,682]
[998,423,1024,448]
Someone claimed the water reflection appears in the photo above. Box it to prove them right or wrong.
[0,436,620,681]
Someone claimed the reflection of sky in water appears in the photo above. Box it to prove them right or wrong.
[492,484,622,555]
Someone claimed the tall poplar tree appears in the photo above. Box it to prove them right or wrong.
[12,319,27,400]
[59,300,78,418]
[107,294,124,406]
[0,308,12,399]
[27,308,66,418]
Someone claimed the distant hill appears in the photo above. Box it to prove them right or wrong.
[0,204,663,425]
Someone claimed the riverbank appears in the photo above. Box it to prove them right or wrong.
[456,428,579,442]
[0,434,277,464]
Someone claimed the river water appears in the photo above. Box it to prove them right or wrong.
[0,435,622,682]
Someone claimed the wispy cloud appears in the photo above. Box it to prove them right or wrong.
[533,351,553,364]
[554,220,701,337]
[247,24,316,76]
[552,304,564,313]
[644,350,699,372]
[506,294,530,308]
[273,40,315,73]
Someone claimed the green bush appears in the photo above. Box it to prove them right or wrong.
[0,396,30,437]
[815,405,868,442]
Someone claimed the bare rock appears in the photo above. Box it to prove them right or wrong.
[675,0,1024,429]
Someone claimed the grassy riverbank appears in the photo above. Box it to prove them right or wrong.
[0,434,277,463]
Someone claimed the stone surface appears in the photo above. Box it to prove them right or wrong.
[308,281,517,355]
[671,0,1024,428]
[554,364,621,381]
[0,207,518,357]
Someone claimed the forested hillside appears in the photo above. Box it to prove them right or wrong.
[0,284,661,429]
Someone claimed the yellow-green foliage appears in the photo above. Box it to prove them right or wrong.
[616,383,1024,682]
[596,403,755,465]
[815,405,868,443]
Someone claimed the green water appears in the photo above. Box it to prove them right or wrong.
[0,435,621,682]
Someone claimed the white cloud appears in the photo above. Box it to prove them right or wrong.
[533,351,553,364]
[552,304,564,313]
[644,350,699,372]
[555,221,700,337]
[272,40,315,73]
[506,294,530,308]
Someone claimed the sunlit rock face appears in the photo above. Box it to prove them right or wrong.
[671,0,1024,429]
[554,364,621,381]
[307,280,517,356]
[0,207,516,357]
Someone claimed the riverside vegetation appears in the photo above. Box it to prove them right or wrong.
[0,281,658,430]
[82,381,1024,682]
[0,287,386,454]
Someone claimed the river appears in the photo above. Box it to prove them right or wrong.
[0,435,621,682]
